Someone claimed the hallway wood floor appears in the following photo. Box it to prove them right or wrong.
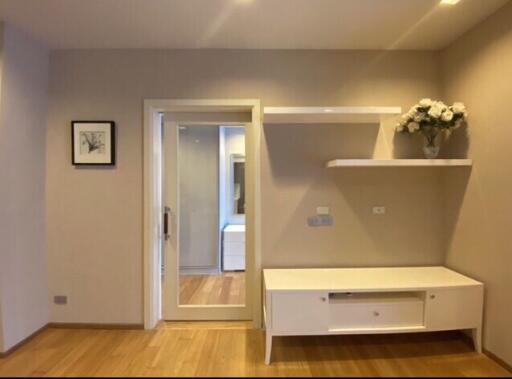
[179,272,245,305]
[0,321,510,377]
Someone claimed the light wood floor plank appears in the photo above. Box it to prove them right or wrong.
[179,272,245,305]
[0,322,510,377]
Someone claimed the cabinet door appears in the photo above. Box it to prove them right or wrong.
[271,291,329,333]
[425,286,483,331]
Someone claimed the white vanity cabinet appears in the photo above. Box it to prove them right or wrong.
[222,224,245,271]
[263,266,483,364]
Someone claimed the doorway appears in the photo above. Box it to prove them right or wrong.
[143,99,261,326]
[174,124,246,307]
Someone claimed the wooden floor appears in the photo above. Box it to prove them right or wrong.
[179,272,245,305]
[0,322,510,377]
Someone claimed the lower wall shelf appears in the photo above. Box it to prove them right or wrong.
[326,159,473,168]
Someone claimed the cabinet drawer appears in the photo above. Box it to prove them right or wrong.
[271,292,329,333]
[329,295,424,330]
[223,230,245,243]
[223,255,245,271]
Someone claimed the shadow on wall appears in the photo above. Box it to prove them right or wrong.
[392,131,425,159]
[264,123,379,180]
[392,124,470,159]
[441,125,470,159]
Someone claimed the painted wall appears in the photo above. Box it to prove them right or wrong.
[441,1,512,366]
[179,125,219,271]
[0,23,49,352]
[46,49,442,324]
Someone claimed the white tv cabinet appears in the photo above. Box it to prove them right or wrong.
[263,266,483,364]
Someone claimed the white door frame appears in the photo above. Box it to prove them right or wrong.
[143,99,262,329]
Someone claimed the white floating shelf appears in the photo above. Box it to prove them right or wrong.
[326,159,473,168]
[264,106,402,124]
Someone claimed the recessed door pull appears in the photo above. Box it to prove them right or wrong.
[164,206,171,240]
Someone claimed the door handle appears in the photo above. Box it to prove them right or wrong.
[163,206,171,240]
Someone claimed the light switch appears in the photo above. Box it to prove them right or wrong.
[316,206,330,215]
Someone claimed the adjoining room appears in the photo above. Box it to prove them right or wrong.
[176,124,246,306]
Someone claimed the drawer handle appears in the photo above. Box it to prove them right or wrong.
[430,294,436,300]
[321,297,327,302]
[373,311,380,317]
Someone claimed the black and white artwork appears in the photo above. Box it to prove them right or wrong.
[72,121,115,165]
[80,131,106,154]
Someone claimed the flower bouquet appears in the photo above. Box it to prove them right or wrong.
[396,99,467,158]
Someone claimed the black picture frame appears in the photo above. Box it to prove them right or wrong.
[71,121,116,166]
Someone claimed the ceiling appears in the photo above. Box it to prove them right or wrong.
[0,0,508,50]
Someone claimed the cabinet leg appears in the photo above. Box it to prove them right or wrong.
[472,328,482,353]
[265,332,272,365]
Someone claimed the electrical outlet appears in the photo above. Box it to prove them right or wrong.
[372,206,386,215]
[54,295,68,305]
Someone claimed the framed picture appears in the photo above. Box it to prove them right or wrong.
[71,121,116,165]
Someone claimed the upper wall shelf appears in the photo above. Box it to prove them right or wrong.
[263,106,402,124]
[326,159,473,168]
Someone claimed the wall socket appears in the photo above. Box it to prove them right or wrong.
[54,295,68,305]
[372,206,386,215]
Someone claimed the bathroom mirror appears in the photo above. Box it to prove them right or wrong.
[231,154,245,215]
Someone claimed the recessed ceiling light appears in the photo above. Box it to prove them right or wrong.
[440,0,461,5]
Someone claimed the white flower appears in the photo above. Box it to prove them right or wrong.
[441,110,454,122]
[414,114,424,123]
[428,105,443,119]
[452,102,466,115]
[407,122,420,133]
[419,98,433,108]
[407,106,418,118]
[436,101,448,111]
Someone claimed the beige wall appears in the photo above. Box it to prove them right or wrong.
[0,23,49,352]
[442,1,512,366]
[262,127,445,267]
[47,49,442,324]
